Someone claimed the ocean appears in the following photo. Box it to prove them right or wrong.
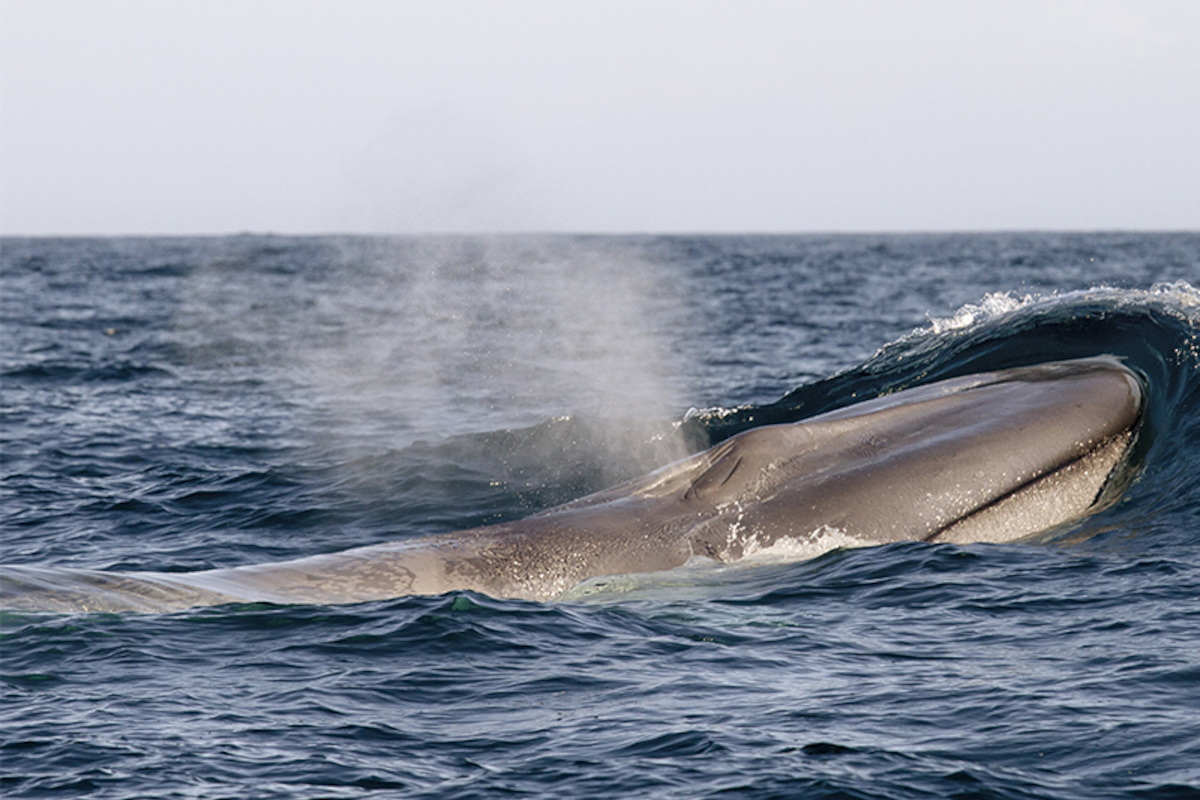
[2,233,1198,799]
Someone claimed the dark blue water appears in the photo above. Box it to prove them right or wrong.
[2,234,1199,799]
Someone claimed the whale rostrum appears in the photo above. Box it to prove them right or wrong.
[0,357,1145,612]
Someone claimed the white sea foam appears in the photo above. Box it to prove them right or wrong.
[737,525,875,564]
[920,282,1200,339]
[557,524,873,601]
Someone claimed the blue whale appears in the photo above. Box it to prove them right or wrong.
[0,357,1144,612]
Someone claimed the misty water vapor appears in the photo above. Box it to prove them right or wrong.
[173,236,692,479]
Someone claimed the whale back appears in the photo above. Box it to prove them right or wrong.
[0,358,1144,612]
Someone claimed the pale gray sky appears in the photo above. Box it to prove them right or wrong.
[2,0,1197,235]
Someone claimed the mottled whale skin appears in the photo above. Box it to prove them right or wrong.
[1,357,1144,613]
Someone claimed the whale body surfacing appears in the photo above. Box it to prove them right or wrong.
[0,357,1144,613]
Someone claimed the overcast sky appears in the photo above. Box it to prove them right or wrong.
[2,0,1197,235]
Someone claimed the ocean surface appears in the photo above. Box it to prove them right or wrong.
[2,233,1198,799]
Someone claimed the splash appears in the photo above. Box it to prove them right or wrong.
[924,291,1034,334]
[922,281,1200,337]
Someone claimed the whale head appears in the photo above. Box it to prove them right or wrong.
[679,357,1145,559]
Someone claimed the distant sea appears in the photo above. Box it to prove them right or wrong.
[2,233,1199,799]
